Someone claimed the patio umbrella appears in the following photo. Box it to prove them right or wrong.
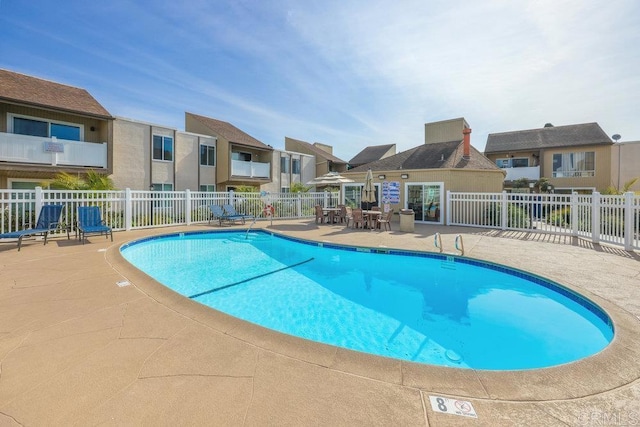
[306,172,355,186]
[362,168,376,209]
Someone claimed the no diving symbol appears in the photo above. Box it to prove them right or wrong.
[455,400,472,413]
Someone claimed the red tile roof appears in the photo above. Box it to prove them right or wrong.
[0,69,112,119]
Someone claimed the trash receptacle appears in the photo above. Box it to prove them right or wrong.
[399,209,415,232]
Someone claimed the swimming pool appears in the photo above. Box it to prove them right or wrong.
[121,230,613,370]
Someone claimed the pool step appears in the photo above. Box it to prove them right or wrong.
[227,233,272,243]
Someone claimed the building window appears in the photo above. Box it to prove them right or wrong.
[496,158,529,168]
[232,152,251,161]
[511,158,529,168]
[200,184,216,192]
[552,152,595,178]
[200,145,215,166]
[153,135,173,161]
[280,156,290,173]
[151,183,173,191]
[292,158,301,174]
[12,115,81,141]
[281,187,290,193]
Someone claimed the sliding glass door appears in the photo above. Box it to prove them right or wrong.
[405,182,443,223]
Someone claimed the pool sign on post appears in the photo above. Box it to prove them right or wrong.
[428,396,477,418]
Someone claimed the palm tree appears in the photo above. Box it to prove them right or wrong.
[601,178,639,195]
[46,170,116,190]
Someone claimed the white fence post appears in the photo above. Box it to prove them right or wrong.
[446,190,452,226]
[571,192,579,236]
[501,191,508,230]
[624,191,634,251]
[125,188,132,231]
[35,187,43,215]
[297,194,302,218]
[592,191,600,244]
[185,189,192,225]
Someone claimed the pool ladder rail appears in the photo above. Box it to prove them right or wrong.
[434,233,464,256]
[245,216,259,239]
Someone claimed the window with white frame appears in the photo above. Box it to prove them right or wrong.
[200,184,216,192]
[292,158,301,174]
[281,187,290,193]
[552,152,595,178]
[200,144,215,166]
[10,114,82,141]
[153,135,173,161]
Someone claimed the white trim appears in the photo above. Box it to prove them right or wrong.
[404,181,444,224]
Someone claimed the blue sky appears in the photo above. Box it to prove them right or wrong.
[1,0,638,161]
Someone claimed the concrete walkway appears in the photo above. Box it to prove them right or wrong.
[1,220,639,426]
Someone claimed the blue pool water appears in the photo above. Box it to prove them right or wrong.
[121,230,613,370]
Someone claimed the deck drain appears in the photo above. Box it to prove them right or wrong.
[116,280,131,287]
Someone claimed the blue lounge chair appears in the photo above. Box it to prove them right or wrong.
[77,206,113,244]
[0,204,68,251]
[209,205,234,226]
[222,204,254,224]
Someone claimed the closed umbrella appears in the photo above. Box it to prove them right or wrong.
[362,168,376,209]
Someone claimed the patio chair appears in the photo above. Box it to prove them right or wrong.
[344,206,353,227]
[223,204,254,224]
[314,205,327,224]
[209,205,230,225]
[77,206,113,244]
[337,205,347,224]
[0,204,68,251]
[351,208,365,229]
[377,210,393,231]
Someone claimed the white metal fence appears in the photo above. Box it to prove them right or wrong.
[447,191,640,251]
[2,188,638,251]
[0,188,337,234]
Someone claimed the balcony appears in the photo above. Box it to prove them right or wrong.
[0,132,107,168]
[503,165,540,181]
[231,159,270,178]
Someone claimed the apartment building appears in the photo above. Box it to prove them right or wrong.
[0,69,113,189]
[484,123,614,193]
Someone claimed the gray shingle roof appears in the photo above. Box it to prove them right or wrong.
[349,144,395,166]
[285,137,347,164]
[485,123,613,153]
[0,69,112,119]
[349,140,499,172]
[187,113,272,150]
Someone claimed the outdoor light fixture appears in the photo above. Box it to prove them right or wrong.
[378,174,386,180]
[401,174,409,179]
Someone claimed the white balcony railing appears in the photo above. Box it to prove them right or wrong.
[231,159,270,178]
[0,133,107,168]
[503,166,540,181]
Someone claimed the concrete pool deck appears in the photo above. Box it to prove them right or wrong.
[1,219,639,426]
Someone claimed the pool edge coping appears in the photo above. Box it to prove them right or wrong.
[107,228,640,402]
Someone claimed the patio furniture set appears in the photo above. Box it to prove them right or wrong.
[315,205,393,231]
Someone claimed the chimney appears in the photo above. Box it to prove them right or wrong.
[463,128,472,159]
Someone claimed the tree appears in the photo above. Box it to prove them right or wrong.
[601,178,639,195]
[233,185,258,193]
[45,170,116,190]
[290,182,310,193]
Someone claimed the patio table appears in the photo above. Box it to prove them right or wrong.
[362,210,382,229]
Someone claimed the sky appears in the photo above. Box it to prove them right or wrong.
[1,0,638,162]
